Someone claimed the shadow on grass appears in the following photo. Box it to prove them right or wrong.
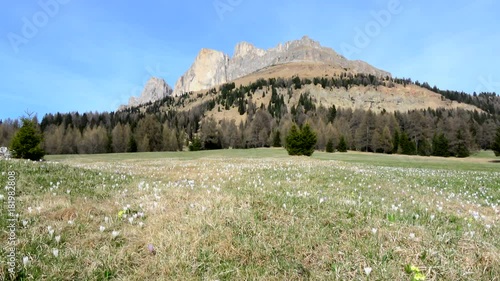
[488,160,500,163]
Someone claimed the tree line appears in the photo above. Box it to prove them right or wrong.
[1,75,499,158]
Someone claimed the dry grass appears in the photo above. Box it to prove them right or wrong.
[1,151,499,280]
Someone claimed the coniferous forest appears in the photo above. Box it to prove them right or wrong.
[1,74,499,158]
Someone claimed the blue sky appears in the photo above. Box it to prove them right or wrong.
[1,0,499,120]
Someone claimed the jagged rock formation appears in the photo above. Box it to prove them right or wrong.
[173,36,390,96]
[122,77,172,109]
[173,49,229,97]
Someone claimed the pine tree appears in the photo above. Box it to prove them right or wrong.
[189,137,202,151]
[127,135,137,153]
[393,130,400,153]
[238,98,246,115]
[300,124,317,156]
[285,124,317,156]
[273,130,281,147]
[10,118,45,160]
[455,130,470,158]
[337,135,348,152]
[493,127,500,157]
[399,132,416,155]
[326,139,334,153]
[328,105,337,124]
[432,133,449,157]
[417,139,431,156]
[285,125,301,155]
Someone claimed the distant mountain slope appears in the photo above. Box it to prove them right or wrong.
[120,77,172,109]
[172,36,390,96]
[121,36,494,116]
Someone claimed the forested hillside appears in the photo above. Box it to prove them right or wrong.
[1,74,499,158]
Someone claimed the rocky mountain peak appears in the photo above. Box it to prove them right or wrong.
[121,77,172,109]
[172,48,229,96]
[233,42,266,58]
[171,36,390,96]
[290,35,321,48]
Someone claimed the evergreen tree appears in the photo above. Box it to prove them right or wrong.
[285,124,317,156]
[399,132,416,155]
[238,98,246,115]
[300,124,317,156]
[337,135,348,152]
[285,125,301,155]
[189,137,202,151]
[432,133,449,157]
[417,139,431,156]
[493,127,500,157]
[106,133,113,153]
[10,118,45,161]
[326,139,334,153]
[328,105,337,123]
[393,130,400,153]
[127,135,137,153]
[455,130,470,158]
[273,130,282,147]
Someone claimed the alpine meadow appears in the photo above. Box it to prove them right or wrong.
[1,1,500,280]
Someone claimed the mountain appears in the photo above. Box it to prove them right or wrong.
[120,36,483,115]
[120,77,173,109]
[172,36,390,96]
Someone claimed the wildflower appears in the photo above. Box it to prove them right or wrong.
[99,225,105,232]
[55,235,61,243]
[68,220,74,225]
[409,265,420,273]
[409,233,416,240]
[413,272,426,281]
[52,248,59,257]
[371,228,377,234]
[48,228,54,237]
[22,220,28,227]
[138,222,144,228]
[148,244,156,255]
[23,256,30,266]
[118,210,124,218]
[364,267,372,275]
[104,216,109,224]
[0,194,4,200]
[112,230,120,239]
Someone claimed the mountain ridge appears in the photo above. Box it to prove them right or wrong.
[120,36,392,109]
[173,36,391,96]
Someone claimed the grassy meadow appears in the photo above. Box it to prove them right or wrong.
[1,149,499,280]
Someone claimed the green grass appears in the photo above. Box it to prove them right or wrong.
[47,148,500,172]
[1,149,499,280]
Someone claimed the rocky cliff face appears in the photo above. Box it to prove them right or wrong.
[172,36,391,96]
[173,49,229,96]
[123,77,172,108]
